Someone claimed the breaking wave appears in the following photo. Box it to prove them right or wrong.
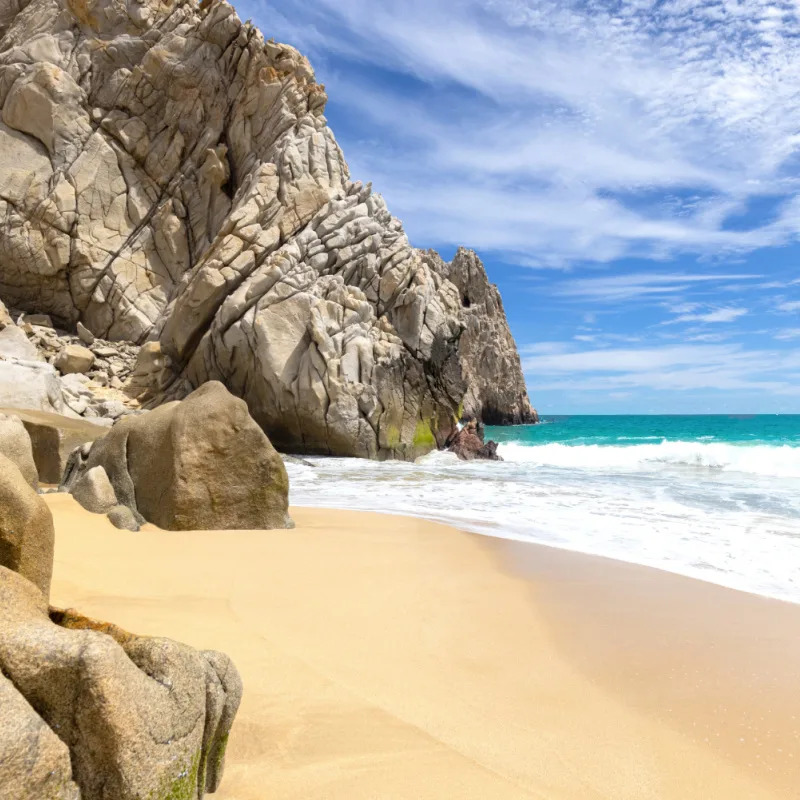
[497,441,800,478]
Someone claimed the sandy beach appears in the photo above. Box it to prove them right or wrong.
[47,493,800,800]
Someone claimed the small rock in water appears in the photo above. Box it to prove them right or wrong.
[447,419,503,462]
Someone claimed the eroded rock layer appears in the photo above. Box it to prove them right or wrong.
[0,0,535,457]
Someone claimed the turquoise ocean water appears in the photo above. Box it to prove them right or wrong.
[286,416,800,603]
[489,414,800,447]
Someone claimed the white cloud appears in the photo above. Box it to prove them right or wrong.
[775,328,800,340]
[685,332,731,342]
[776,300,800,312]
[669,307,749,324]
[522,340,800,394]
[257,0,800,263]
[552,272,760,302]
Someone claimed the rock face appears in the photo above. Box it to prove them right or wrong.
[0,0,534,459]
[0,406,109,483]
[441,249,537,425]
[0,566,243,800]
[0,671,80,800]
[0,411,38,488]
[63,381,292,530]
[0,454,54,598]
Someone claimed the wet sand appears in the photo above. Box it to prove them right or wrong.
[47,494,800,799]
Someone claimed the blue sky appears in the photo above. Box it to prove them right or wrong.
[246,0,800,414]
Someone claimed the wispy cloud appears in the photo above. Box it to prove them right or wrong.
[774,328,800,340]
[552,272,760,302]
[523,341,800,394]
[776,300,800,313]
[258,0,800,264]
[668,307,748,324]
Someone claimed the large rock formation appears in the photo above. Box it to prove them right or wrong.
[0,0,535,459]
[0,455,243,798]
[63,381,292,530]
[0,566,243,800]
[439,248,537,426]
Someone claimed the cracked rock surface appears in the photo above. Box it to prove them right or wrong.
[0,0,535,458]
[0,566,243,800]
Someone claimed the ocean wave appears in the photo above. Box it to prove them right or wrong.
[497,440,800,478]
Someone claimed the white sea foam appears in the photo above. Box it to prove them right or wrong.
[286,441,800,604]
[497,440,800,478]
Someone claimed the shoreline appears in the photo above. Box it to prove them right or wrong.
[289,501,800,606]
[47,495,800,799]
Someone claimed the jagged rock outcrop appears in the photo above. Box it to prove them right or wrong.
[438,248,537,425]
[0,0,534,458]
[63,381,292,530]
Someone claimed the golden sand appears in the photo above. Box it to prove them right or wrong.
[46,494,800,799]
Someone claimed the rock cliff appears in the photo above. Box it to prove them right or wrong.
[0,0,535,458]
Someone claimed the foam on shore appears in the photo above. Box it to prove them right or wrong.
[286,444,800,603]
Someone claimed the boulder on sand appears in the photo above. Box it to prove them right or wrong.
[63,381,292,531]
[0,454,54,599]
[0,412,38,489]
[107,504,142,532]
[0,566,243,800]
[70,465,118,514]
